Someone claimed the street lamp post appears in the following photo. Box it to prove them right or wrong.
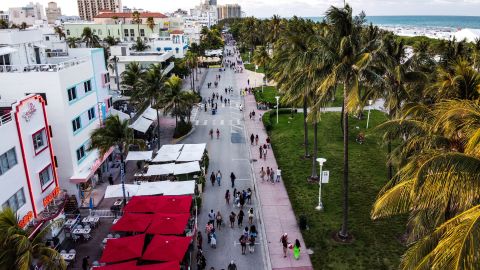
[254,65,258,87]
[366,99,373,129]
[275,96,280,124]
[315,158,326,211]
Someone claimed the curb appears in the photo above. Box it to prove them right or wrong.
[170,125,197,144]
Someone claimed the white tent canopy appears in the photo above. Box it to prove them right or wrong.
[135,180,195,196]
[177,151,204,162]
[104,184,139,198]
[0,46,17,56]
[182,143,206,153]
[152,152,180,163]
[125,151,153,161]
[174,161,201,175]
[129,117,153,133]
[142,106,158,121]
[110,108,131,122]
[145,163,175,176]
[157,144,184,155]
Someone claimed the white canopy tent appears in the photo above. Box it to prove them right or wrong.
[129,117,153,133]
[174,161,201,175]
[142,106,158,121]
[104,184,140,198]
[125,151,153,161]
[151,152,180,163]
[157,144,184,155]
[176,151,204,162]
[145,163,175,176]
[135,180,195,196]
[182,143,206,153]
[110,109,131,122]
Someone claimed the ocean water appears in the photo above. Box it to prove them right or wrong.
[307,16,480,30]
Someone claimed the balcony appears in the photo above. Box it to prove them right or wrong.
[0,112,12,127]
[0,56,90,73]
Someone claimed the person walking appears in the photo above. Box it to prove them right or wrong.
[239,193,245,209]
[255,134,259,145]
[239,234,247,255]
[249,225,257,253]
[248,208,254,224]
[260,167,266,182]
[270,169,275,184]
[263,146,268,160]
[225,190,231,205]
[216,170,222,186]
[210,172,216,186]
[230,172,236,188]
[208,210,216,228]
[216,211,223,230]
[237,209,244,228]
[293,239,301,260]
[250,133,254,145]
[280,233,289,258]
[229,212,236,228]
[227,261,237,270]
[108,173,114,185]
[276,168,282,182]
[247,188,252,204]
[266,136,271,148]
[82,256,90,270]
[216,128,220,139]
[259,145,263,159]
[197,231,203,251]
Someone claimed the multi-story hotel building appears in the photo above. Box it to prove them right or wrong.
[77,0,122,21]
[45,2,62,24]
[0,29,113,207]
[217,4,242,20]
[0,94,59,227]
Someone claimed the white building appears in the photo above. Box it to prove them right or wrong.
[0,94,59,227]
[0,29,113,207]
[45,2,62,24]
[77,0,122,21]
[0,11,9,22]
[8,2,46,26]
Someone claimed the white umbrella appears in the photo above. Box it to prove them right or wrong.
[104,184,139,198]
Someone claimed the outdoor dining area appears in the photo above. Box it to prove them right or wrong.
[92,195,195,269]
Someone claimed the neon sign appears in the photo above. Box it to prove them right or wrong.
[22,103,37,122]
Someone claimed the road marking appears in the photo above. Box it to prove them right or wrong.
[203,120,208,125]
[235,178,251,181]
[232,158,249,161]
[220,120,224,125]
[229,120,233,125]
[194,120,199,125]
[212,119,216,125]
[233,241,261,246]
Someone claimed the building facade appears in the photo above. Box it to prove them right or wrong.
[8,2,46,26]
[45,2,62,24]
[217,4,242,20]
[0,11,9,22]
[0,29,113,207]
[0,94,59,227]
[77,0,122,21]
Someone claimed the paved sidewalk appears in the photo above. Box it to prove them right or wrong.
[231,48,314,269]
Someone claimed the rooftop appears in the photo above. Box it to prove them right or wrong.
[94,12,168,19]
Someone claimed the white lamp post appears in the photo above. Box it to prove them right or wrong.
[254,65,258,87]
[275,96,280,124]
[366,99,373,129]
[315,158,326,211]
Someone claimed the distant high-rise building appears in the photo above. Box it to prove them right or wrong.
[45,2,62,24]
[209,0,217,6]
[0,11,9,22]
[8,2,46,26]
[217,4,241,20]
[77,0,122,21]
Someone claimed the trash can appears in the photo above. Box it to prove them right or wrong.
[212,109,216,115]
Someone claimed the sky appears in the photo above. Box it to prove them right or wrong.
[1,0,480,17]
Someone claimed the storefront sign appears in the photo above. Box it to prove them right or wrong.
[18,211,34,228]
[22,103,37,122]
[42,186,60,207]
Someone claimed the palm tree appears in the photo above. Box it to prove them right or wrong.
[131,37,150,52]
[104,36,119,46]
[318,5,381,240]
[160,75,191,128]
[473,38,480,70]
[184,51,198,91]
[121,62,144,101]
[146,17,155,34]
[0,19,8,29]
[19,22,27,30]
[138,64,167,148]
[252,45,270,78]
[53,26,65,40]
[81,27,100,48]
[111,16,119,24]
[0,208,66,270]
[66,37,80,48]
[132,11,142,37]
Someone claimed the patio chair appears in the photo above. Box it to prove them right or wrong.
[107,234,113,238]
[83,234,91,241]
[72,234,80,242]
[69,249,76,254]
[75,224,83,229]
[60,250,67,254]
[84,224,91,230]
[114,234,120,239]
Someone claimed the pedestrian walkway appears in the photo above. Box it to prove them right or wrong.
[231,45,314,270]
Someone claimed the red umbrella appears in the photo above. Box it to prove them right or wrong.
[146,213,190,235]
[96,260,137,270]
[142,235,191,262]
[124,196,192,214]
[135,261,179,270]
[111,213,153,232]
[100,234,146,263]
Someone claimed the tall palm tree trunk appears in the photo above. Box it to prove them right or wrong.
[310,122,318,179]
[303,97,310,158]
[339,84,350,239]
[155,106,161,151]
[118,145,127,206]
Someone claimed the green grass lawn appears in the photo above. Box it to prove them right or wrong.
[267,111,406,269]
[254,86,281,105]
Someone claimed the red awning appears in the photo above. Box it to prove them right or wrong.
[96,260,137,270]
[142,235,191,262]
[136,261,179,270]
[100,234,146,263]
[111,213,153,233]
[124,196,192,213]
[146,213,190,235]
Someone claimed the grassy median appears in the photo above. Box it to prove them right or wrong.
[266,111,406,269]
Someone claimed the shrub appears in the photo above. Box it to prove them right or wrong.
[263,112,272,132]
[173,121,192,138]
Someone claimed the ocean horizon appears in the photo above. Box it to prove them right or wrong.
[303,16,480,30]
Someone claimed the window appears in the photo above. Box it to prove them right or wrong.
[32,129,47,154]
[84,80,92,93]
[67,87,77,102]
[87,107,95,120]
[45,36,50,41]
[39,165,53,189]
[2,188,26,212]
[72,117,81,133]
[76,146,86,161]
[66,29,70,35]
[103,73,110,84]
[175,48,179,54]
[130,29,135,37]
[140,29,145,37]
[0,148,17,175]
[54,156,58,167]
[124,29,129,37]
